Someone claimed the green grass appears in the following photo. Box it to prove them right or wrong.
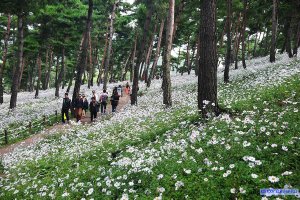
[1,76,300,199]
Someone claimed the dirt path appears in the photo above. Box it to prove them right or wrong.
[0,94,131,158]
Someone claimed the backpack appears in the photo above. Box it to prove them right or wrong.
[101,94,108,103]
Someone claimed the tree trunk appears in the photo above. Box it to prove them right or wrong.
[198,0,218,117]
[270,0,278,63]
[97,25,109,86]
[286,18,293,58]
[88,31,93,89]
[19,57,25,90]
[147,19,165,87]
[172,0,185,41]
[293,21,300,56]
[44,48,53,90]
[42,48,49,90]
[241,0,248,68]
[0,14,11,104]
[195,36,200,76]
[162,0,175,107]
[10,13,24,109]
[55,47,65,97]
[189,44,196,73]
[234,13,242,69]
[144,24,157,83]
[264,28,270,56]
[253,32,259,57]
[224,0,232,83]
[35,52,42,98]
[185,35,191,74]
[72,0,93,101]
[131,4,153,105]
[130,35,137,83]
[121,52,131,81]
[103,1,117,90]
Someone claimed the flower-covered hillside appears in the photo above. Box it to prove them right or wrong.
[0,54,300,199]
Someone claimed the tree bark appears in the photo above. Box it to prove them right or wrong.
[253,32,259,57]
[44,47,53,90]
[97,25,109,86]
[234,13,242,69]
[162,0,175,107]
[241,0,248,68]
[185,35,191,74]
[131,3,153,105]
[35,52,42,98]
[144,24,157,83]
[293,21,300,56]
[10,13,24,109]
[72,0,93,101]
[198,0,218,117]
[195,36,200,76]
[172,0,186,41]
[224,0,232,83]
[55,47,65,97]
[88,31,93,89]
[270,0,278,63]
[103,1,117,90]
[130,35,137,83]
[0,14,11,104]
[147,19,165,87]
[18,57,25,90]
[286,18,293,58]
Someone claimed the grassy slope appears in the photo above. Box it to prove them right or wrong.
[0,58,300,199]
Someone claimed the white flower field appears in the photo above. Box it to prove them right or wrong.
[0,53,300,199]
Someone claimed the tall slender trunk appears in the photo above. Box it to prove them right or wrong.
[144,24,157,83]
[241,0,248,68]
[55,47,65,97]
[270,0,278,63]
[97,25,109,86]
[0,14,11,104]
[103,1,117,90]
[35,52,42,98]
[162,0,175,107]
[121,52,131,81]
[188,44,196,74]
[130,35,137,83]
[224,0,232,83]
[264,28,270,56]
[293,21,300,56]
[234,13,242,69]
[132,4,153,105]
[88,31,93,88]
[172,0,185,41]
[253,32,259,57]
[72,0,93,101]
[147,19,165,87]
[18,57,25,90]
[42,48,49,90]
[44,48,53,90]
[198,0,218,117]
[286,18,293,58]
[195,36,200,76]
[186,35,191,74]
[10,13,24,109]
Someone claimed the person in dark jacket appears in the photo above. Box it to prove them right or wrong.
[89,97,98,122]
[111,90,120,113]
[62,93,71,123]
[83,95,89,117]
[73,94,84,122]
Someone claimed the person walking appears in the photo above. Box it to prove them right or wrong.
[83,95,89,117]
[61,93,71,124]
[73,94,84,122]
[89,97,98,122]
[100,89,108,114]
[125,82,130,95]
[111,90,120,113]
[117,85,123,97]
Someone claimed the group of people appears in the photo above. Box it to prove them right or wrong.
[61,83,130,124]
